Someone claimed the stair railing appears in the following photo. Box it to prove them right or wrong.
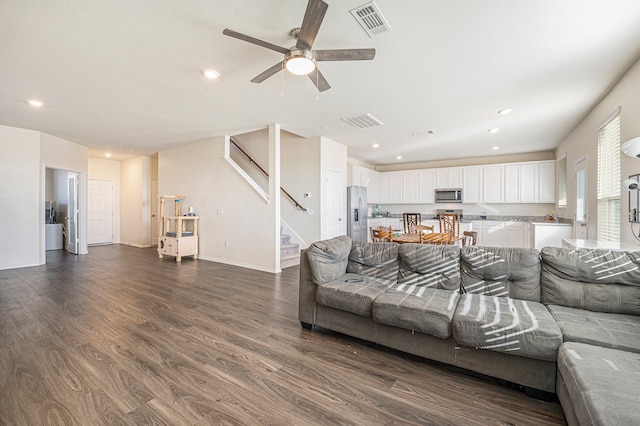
[230,137,308,213]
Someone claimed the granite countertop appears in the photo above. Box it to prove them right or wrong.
[369,214,572,225]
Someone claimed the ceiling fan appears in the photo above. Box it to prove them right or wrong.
[222,0,375,92]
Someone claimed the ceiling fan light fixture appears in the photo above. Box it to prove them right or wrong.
[285,49,315,75]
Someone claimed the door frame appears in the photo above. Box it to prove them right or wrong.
[41,164,87,264]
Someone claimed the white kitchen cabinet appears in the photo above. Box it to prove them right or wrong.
[436,167,463,189]
[530,222,573,249]
[503,222,525,247]
[352,165,380,204]
[471,220,528,248]
[462,166,483,203]
[519,163,538,203]
[419,169,436,203]
[402,170,420,203]
[379,172,403,204]
[538,161,556,203]
[504,164,521,203]
[483,165,504,203]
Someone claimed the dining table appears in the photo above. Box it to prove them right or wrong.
[391,232,460,245]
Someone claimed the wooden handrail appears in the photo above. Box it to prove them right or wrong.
[230,137,308,212]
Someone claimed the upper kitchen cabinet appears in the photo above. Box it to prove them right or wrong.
[351,165,380,204]
[537,161,556,203]
[402,170,420,203]
[504,161,555,203]
[419,169,436,203]
[483,165,504,203]
[379,171,403,204]
[436,167,463,189]
[462,166,483,203]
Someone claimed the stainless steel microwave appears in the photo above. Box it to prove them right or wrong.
[435,188,463,203]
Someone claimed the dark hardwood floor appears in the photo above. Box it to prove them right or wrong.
[0,245,566,425]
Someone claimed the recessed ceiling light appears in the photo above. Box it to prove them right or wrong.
[498,108,512,115]
[372,144,380,148]
[396,155,403,160]
[202,69,220,79]
[28,99,43,107]
[489,128,500,133]
[492,146,500,150]
[105,153,112,158]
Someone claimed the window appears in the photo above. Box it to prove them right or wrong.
[597,112,621,242]
[557,155,567,208]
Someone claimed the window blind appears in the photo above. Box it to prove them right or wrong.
[597,112,621,242]
[557,156,567,208]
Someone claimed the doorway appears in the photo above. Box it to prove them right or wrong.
[151,179,158,246]
[575,157,588,239]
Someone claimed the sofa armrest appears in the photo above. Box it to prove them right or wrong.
[299,249,317,327]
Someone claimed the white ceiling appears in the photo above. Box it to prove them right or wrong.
[2,0,640,165]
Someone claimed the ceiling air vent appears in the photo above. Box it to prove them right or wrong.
[350,2,392,38]
[341,113,384,129]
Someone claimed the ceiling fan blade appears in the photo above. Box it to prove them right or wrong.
[308,67,330,92]
[223,28,289,54]
[296,0,328,50]
[251,62,284,83]
[314,48,376,61]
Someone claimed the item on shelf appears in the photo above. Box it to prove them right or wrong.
[372,204,383,217]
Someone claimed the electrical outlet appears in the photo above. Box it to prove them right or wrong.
[224,240,229,247]
[308,209,314,216]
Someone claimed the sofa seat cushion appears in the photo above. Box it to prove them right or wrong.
[397,244,461,291]
[373,286,460,339]
[558,342,640,426]
[347,240,399,281]
[461,246,542,301]
[306,235,353,285]
[547,304,640,353]
[452,293,562,361]
[316,274,393,317]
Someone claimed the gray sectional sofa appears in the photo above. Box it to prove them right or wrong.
[298,236,640,425]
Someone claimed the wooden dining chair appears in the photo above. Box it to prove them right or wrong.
[370,226,393,242]
[462,230,478,246]
[413,224,434,234]
[403,213,421,234]
[439,213,461,242]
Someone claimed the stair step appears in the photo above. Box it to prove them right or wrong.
[281,243,299,256]
[281,234,291,245]
[280,252,300,269]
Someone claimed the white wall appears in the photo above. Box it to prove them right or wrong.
[280,133,321,246]
[88,157,121,243]
[120,156,152,247]
[159,135,280,272]
[556,56,640,246]
[0,126,41,269]
[0,125,88,269]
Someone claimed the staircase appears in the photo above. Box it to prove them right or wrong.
[280,228,300,269]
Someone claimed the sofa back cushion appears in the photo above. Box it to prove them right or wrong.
[541,247,640,315]
[306,235,352,285]
[397,244,460,291]
[460,246,541,301]
[347,240,399,281]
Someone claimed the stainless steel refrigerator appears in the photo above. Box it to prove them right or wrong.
[347,186,368,241]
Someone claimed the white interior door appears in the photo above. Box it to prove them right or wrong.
[67,173,79,254]
[151,179,158,245]
[325,170,343,239]
[87,179,113,245]
[575,157,588,239]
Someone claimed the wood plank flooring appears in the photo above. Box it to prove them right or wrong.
[0,245,566,425]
